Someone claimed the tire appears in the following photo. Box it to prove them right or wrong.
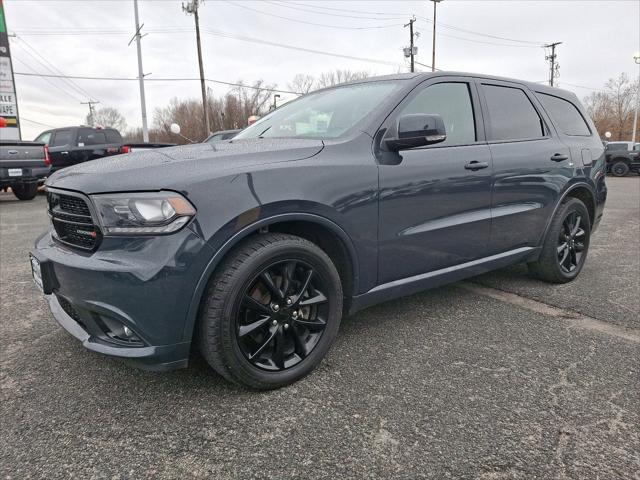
[528,197,591,283]
[198,233,343,389]
[11,183,38,201]
[610,161,629,177]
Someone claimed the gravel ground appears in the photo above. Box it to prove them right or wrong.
[1,177,638,479]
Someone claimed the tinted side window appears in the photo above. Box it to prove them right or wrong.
[538,93,590,136]
[77,128,107,146]
[206,134,224,143]
[400,82,476,146]
[50,130,71,147]
[482,84,544,141]
[606,143,629,152]
[105,129,122,143]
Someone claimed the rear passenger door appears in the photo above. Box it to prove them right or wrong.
[478,80,572,254]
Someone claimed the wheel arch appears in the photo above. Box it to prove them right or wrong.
[182,212,360,343]
[538,182,596,247]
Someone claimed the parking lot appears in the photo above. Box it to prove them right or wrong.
[0,177,638,479]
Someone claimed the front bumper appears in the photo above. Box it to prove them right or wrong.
[32,226,213,371]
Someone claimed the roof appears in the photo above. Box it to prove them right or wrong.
[339,71,580,101]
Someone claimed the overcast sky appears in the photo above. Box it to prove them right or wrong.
[5,0,640,140]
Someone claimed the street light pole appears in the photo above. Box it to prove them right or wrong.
[431,0,442,72]
[632,52,640,144]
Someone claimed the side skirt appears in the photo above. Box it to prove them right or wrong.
[348,246,539,314]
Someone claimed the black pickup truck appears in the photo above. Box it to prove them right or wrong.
[605,141,640,176]
[0,140,50,200]
[34,126,127,173]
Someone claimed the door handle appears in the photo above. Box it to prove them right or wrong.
[550,153,568,162]
[60,151,69,155]
[464,160,489,171]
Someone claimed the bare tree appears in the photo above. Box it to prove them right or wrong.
[150,81,275,144]
[288,74,315,94]
[89,107,127,132]
[584,73,638,140]
[315,69,370,89]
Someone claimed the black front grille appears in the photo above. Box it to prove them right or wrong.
[47,191,101,251]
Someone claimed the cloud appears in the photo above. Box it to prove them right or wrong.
[5,0,638,139]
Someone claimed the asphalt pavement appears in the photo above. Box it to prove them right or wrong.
[1,177,638,479]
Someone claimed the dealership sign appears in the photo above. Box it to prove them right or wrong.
[0,0,20,140]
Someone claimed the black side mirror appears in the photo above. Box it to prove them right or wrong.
[385,114,447,151]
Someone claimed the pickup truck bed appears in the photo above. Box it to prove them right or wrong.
[0,141,50,200]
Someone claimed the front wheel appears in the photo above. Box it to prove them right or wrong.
[198,233,343,389]
[11,183,38,201]
[528,198,591,283]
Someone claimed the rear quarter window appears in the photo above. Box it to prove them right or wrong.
[537,93,591,136]
[105,129,122,143]
[77,128,107,146]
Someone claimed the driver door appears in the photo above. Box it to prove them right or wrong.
[377,78,493,284]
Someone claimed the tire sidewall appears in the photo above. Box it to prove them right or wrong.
[217,241,342,388]
[611,162,629,177]
[549,199,591,281]
[12,183,38,201]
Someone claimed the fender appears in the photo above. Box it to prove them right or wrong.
[537,181,596,248]
[181,212,360,343]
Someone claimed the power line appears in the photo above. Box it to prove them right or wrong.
[12,56,85,103]
[278,1,544,45]
[264,1,406,21]
[13,34,98,101]
[224,0,403,30]
[21,117,56,128]
[200,28,403,67]
[560,82,605,92]
[12,27,403,68]
[14,71,304,95]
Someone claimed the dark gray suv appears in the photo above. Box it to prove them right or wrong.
[30,72,607,389]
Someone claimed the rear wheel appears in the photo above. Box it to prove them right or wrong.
[528,198,590,283]
[610,161,629,177]
[198,233,343,389]
[11,183,38,201]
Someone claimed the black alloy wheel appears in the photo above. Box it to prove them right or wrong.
[556,211,586,274]
[236,259,329,371]
[198,233,343,389]
[528,197,591,284]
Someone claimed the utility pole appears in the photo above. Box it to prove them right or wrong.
[183,0,210,136]
[544,42,562,87]
[81,100,100,125]
[632,52,640,144]
[130,0,149,142]
[431,0,442,72]
[404,17,416,73]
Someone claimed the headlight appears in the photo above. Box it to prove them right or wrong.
[91,192,196,235]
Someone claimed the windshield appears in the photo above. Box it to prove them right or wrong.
[234,81,403,140]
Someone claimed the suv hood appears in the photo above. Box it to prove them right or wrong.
[47,138,324,193]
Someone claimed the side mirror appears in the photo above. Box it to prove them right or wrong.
[385,114,446,151]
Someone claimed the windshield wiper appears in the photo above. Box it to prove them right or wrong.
[258,125,272,138]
